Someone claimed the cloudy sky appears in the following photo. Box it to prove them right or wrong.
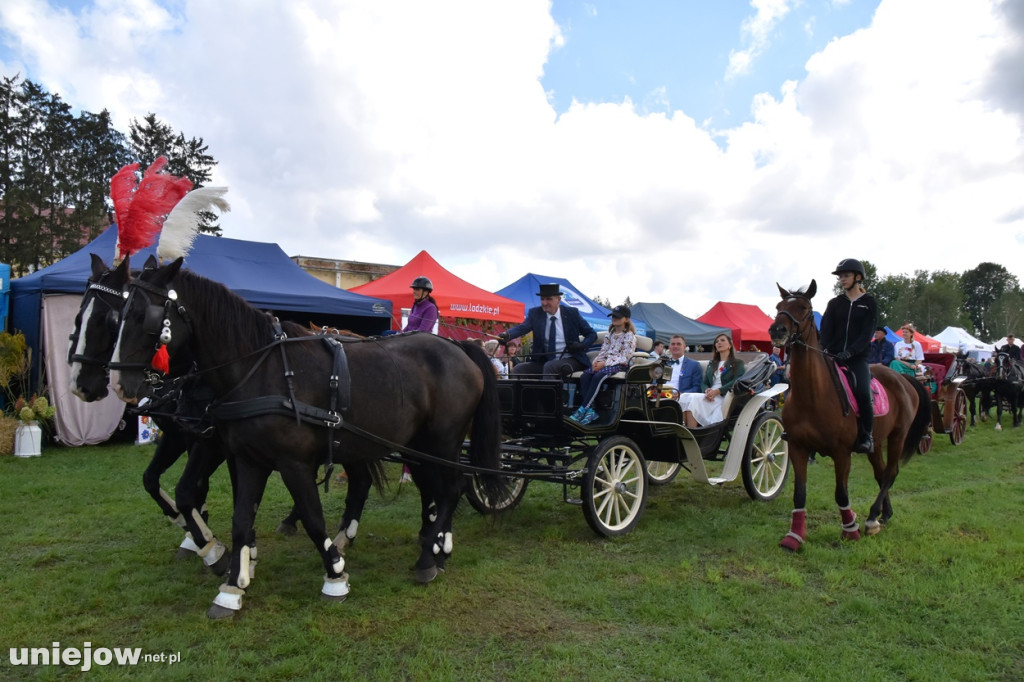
[1,0,1022,320]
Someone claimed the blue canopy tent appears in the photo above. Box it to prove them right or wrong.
[9,225,392,445]
[630,302,729,347]
[496,273,646,338]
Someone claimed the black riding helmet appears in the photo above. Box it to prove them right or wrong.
[831,258,866,280]
[410,276,433,292]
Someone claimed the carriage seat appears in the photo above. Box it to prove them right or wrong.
[922,352,955,386]
[690,352,769,420]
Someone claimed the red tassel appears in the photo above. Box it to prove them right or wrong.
[151,346,170,374]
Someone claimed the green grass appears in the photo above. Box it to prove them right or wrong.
[0,421,1022,681]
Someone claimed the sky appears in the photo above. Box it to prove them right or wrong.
[1,0,1022,325]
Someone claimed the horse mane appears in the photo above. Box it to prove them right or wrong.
[175,269,275,347]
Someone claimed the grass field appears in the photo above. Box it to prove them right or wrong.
[0,419,1022,681]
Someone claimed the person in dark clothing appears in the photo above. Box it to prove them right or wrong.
[819,258,878,454]
[867,327,895,367]
[1000,334,1020,361]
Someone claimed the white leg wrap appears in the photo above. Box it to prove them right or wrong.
[323,538,345,574]
[169,514,187,529]
[190,508,214,543]
[346,519,359,540]
[237,546,252,589]
[322,573,350,598]
[249,546,258,581]
[198,539,226,567]
[159,489,180,517]
[179,534,201,553]
[212,584,244,611]
[443,532,453,555]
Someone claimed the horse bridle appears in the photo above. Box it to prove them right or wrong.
[774,295,817,350]
[108,276,191,383]
[67,282,129,367]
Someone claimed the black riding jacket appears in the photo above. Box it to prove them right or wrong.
[819,292,877,359]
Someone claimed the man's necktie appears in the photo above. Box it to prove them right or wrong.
[547,316,557,356]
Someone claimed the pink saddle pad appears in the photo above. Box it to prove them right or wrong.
[837,370,890,417]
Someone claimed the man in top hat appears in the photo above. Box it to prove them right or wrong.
[499,283,597,378]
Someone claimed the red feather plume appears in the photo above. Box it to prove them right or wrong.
[111,157,194,259]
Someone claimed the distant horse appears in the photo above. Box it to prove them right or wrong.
[110,257,505,618]
[769,282,931,550]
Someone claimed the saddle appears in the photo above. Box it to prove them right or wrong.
[835,366,890,417]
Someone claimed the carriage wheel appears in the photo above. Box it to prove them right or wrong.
[646,460,681,486]
[464,473,529,514]
[581,436,648,537]
[949,388,968,445]
[918,428,933,454]
[741,412,790,501]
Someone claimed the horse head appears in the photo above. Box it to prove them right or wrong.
[769,280,817,349]
[69,254,132,402]
[110,256,187,403]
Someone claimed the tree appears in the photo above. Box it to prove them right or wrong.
[128,113,220,235]
[960,263,1019,338]
[987,290,1024,340]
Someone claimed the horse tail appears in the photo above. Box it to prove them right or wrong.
[900,374,932,463]
[458,340,508,502]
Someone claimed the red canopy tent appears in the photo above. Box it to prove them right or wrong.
[696,301,776,351]
[349,250,524,338]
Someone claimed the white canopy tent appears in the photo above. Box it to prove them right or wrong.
[932,326,995,360]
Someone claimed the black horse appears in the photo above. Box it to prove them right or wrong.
[68,254,232,572]
[68,255,380,576]
[109,257,505,618]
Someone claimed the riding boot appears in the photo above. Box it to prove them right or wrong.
[853,412,874,454]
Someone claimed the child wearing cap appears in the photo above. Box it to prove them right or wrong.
[569,305,637,425]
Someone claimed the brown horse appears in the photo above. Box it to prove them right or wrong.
[768,281,931,550]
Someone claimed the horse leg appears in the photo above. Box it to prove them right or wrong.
[834,454,861,541]
[207,455,272,620]
[175,439,230,575]
[430,473,467,574]
[864,440,896,536]
[779,446,810,551]
[333,461,372,553]
[141,424,187,530]
[274,459,349,603]
[411,466,462,583]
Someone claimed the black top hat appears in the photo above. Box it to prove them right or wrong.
[609,305,631,318]
[537,283,562,297]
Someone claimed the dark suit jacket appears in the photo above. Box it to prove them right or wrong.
[506,304,598,366]
[666,356,702,394]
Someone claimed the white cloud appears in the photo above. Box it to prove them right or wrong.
[0,0,1022,327]
[726,0,796,81]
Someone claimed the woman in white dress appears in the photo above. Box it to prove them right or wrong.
[679,333,746,428]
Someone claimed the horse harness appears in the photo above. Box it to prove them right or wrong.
[67,281,128,367]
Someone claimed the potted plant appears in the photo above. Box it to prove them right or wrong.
[13,395,55,457]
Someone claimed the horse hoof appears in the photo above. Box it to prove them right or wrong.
[779,538,802,552]
[321,592,348,603]
[175,547,197,561]
[206,604,237,620]
[841,529,862,541]
[210,552,231,577]
[414,566,438,584]
[865,520,882,536]
[276,522,298,536]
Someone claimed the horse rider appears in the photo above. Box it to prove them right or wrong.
[819,258,878,454]
[403,276,439,332]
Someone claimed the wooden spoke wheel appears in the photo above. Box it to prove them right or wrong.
[949,387,968,445]
[582,436,648,537]
[646,460,681,486]
[741,412,790,501]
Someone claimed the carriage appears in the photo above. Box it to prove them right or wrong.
[462,334,790,537]
[916,352,970,452]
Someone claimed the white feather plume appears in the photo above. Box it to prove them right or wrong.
[157,186,230,262]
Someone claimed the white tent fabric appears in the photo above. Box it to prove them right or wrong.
[932,326,995,353]
[43,294,124,446]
